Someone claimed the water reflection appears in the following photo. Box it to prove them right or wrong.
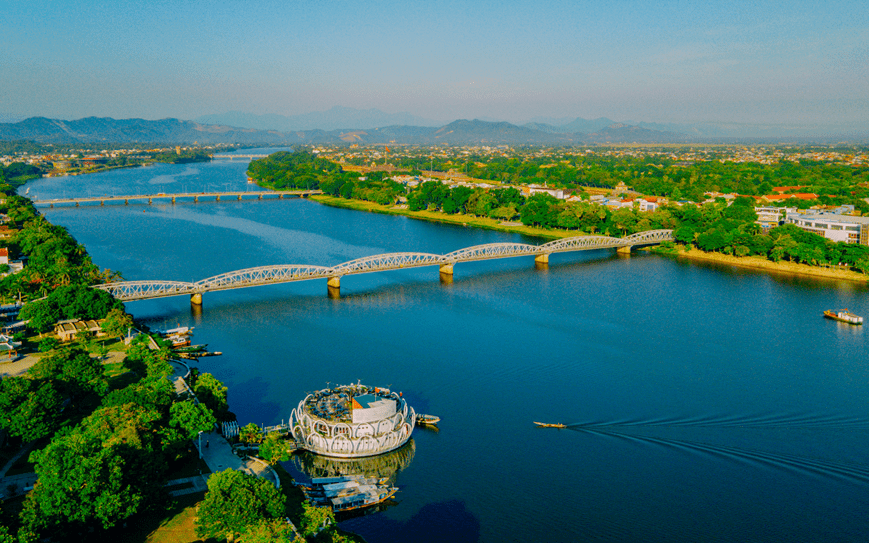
[290,439,416,483]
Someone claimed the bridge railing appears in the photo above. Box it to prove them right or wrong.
[95,230,673,301]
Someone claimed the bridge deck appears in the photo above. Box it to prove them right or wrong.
[94,230,673,301]
[34,190,321,206]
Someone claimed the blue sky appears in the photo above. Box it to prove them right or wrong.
[2,0,867,128]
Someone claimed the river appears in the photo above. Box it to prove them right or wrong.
[23,154,869,542]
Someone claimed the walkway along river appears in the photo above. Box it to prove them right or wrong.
[22,155,869,543]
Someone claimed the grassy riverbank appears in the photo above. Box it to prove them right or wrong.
[311,195,869,284]
[672,247,869,283]
[311,194,574,240]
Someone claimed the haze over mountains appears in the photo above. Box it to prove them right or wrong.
[0,108,864,145]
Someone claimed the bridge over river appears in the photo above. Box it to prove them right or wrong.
[94,230,674,305]
[33,190,321,207]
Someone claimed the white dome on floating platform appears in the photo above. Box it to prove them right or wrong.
[290,383,416,458]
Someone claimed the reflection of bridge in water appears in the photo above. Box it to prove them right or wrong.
[211,154,269,160]
[94,230,673,305]
[33,190,321,208]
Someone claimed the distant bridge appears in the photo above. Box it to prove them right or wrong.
[211,154,270,160]
[33,190,322,208]
[94,230,674,305]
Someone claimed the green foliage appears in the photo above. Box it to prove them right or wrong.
[0,376,62,441]
[100,307,134,337]
[18,284,121,333]
[248,151,341,190]
[169,400,216,440]
[195,469,286,541]
[299,501,335,537]
[194,372,229,419]
[240,518,302,543]
[258,432,292,463]
[239,422,264,444]
[29,344,108,399]
[21,404,167,534]
[37,337,59,352]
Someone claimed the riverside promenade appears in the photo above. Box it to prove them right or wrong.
[167,360,280,496]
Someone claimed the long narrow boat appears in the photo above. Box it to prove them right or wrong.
[533,422,567,428]
[823,309,863,325]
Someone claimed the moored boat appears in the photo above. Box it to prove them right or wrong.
[823,309,863,325]
[416,414,440,426]
[297,475,397,512]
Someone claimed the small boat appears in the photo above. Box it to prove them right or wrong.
[173,344,207,353]
[823,309,863,325]
[533,422,567,428]
[416,414,440,426]
[167,334,190,347]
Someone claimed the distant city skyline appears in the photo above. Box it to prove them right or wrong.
[3,0,867,132]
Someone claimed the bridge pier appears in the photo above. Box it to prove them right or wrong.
[534,254,549,264]
[617,245,633,254]
[237,195,242,201]
[216,195,220,202]
[75,202,79,207]
[100,201,104,206]
[171,197,176,204]
[190,293,203,305]
[439,263,454,275]
[148,198,152,205]
[194,196,199,203]
[327,276,341,298]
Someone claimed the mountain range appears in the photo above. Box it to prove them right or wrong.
[0,112,864,146]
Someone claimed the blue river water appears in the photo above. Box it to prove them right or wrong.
[23,154,869,542]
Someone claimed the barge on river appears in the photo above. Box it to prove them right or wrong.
[297,475,398,513]
[823,309,863,325]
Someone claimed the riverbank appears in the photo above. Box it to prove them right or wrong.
[311,195,869,284]
[311,194,574,240]
[671,247,869,283]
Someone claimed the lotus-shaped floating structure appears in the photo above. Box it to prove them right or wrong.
[290,383,415,458]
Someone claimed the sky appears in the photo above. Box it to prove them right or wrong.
[2,0,867,130]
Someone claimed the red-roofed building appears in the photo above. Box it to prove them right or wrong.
[0,248,7,264]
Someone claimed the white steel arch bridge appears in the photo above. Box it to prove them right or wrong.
[94,230,673,304]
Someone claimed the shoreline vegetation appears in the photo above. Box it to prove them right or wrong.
[310,194,869,284]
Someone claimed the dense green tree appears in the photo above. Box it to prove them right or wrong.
[195,469,286,541]
[298,500,336,538]
[239,422,264,444]
[194,372,229,419]
[169,400,216,440]
[240,518,303,543]
[101,307,134,337]
[29,345,108,399]
[0,377,62,441]
[20,404,167,535]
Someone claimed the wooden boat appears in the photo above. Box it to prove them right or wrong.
[297,475,398,513]
[173,344,207,353]
[533,422,567,428]
[416,414,440,426]
[823,309,863,325]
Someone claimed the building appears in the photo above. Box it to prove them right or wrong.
[54,319,106,341]
[290,383,416,458]
[755,206,793,229]
[785,212,869,245]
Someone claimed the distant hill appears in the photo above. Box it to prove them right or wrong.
[5,115,856,146]
[0,117,290,144]
[196,107,444,132]
[587,123,695,143]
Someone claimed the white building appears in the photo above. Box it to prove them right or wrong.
[290,383,415,458]
[786,212,869,245]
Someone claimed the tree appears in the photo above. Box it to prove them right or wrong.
[101,307,134,337]
[169,400,216,440]
[195,469,286,541]
[0,377,62,441]
[240,518,303,543]
[299,500,336,537]
[239,422,264,444]
[194,372,229,419]
[29,345,108,399]
[20,404,167,535]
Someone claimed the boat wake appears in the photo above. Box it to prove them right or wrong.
[565,411,869,430]
[573,426,869,486]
